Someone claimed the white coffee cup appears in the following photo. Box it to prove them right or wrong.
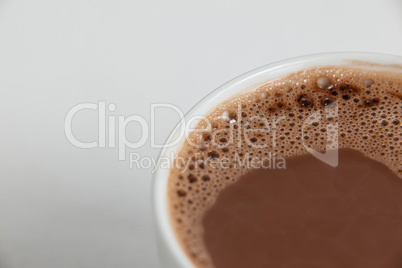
[152,52,402,268]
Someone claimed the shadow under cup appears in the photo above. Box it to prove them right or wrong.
[152,52,402,268]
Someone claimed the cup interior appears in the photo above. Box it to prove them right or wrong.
[152,52,402,268]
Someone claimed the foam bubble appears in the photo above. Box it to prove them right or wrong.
[317,77,334,90]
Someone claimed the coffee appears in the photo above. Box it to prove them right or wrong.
[167,66,402,267]
[203,149,402,267]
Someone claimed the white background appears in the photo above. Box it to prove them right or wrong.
[0,0,401,267]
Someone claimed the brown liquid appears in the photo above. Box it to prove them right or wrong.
[203,149,402,268]
[167,66,402,267]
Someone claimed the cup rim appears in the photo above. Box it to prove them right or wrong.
[152,51,402,268]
